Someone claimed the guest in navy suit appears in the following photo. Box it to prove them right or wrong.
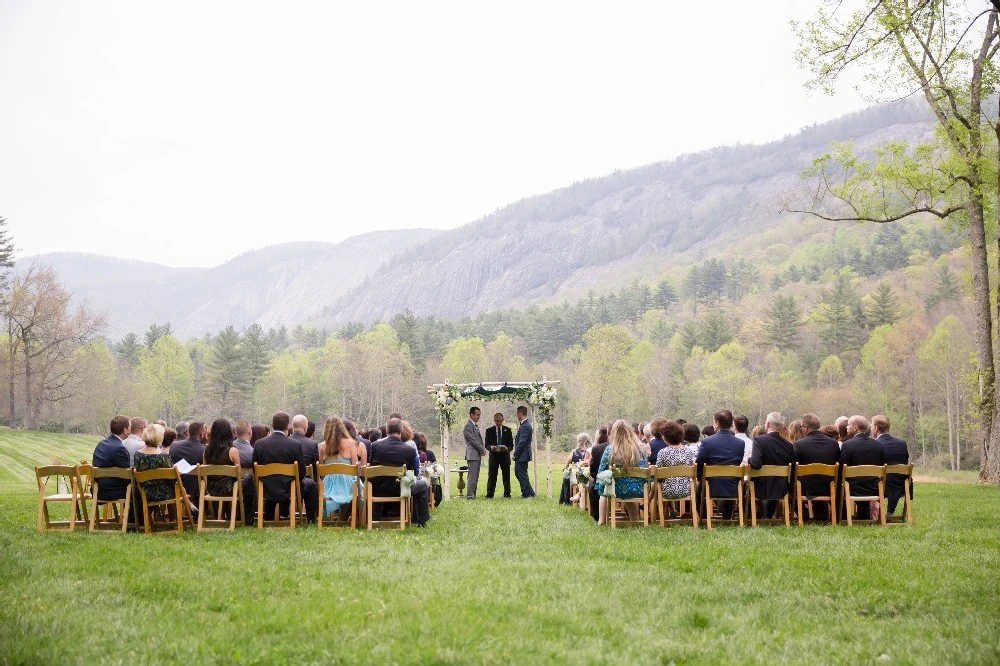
[794,413,841,520]
[840,415,886,520]
[92,415,132,501]
[873,415,910,515]
[695,410,745,520]
[749,412,795,519]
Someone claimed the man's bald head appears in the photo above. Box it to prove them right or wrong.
[291,414,308,434]
[848,415,871,435]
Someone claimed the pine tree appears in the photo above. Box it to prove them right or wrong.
[763,295,804,351]
[925,264,961,311]
[205,325,245,416]
[867,282,901,327]
[0,217,16,295]
[144,322,172,347]
[653,279,678,310]
[701,310,734,352]
[242,323,271,419]
[817,272,859,355]
[116,332,142,368]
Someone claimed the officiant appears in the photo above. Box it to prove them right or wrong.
[484,412,514,498]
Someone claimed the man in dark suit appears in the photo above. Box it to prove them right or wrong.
[794,413,841,520]
[695,410,745,520]
[513,406,535,498]
[588,429,609,522]
[873,414,910,516]
[749,411,794,519]
[252,412,319,523]
[484,412,514,498]
[840,415,886,520]
[169,421,207,505]
[290,414,320,472]
[369,418,430,526]
[92,415,132,501]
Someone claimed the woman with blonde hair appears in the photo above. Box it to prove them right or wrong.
[787,419,807,443]
[320,415,364,520]
[595,420,650,524]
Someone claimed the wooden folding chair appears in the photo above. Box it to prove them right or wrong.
[134,467,187,535]
[196,464,244,531]
[794,463,838,526]
[885,463,913,524]
[364,465,408,530]
[609,468,651,528]
[76,462,94,520]
[702,464,746,529]
[35,465,86,531]
[841,464,887,526]
[652,465,698,527]
[748,465,792,527]
[89,467,136,533]
[254,462,302,529]
[316,462,360,529]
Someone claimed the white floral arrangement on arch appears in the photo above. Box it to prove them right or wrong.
[434,384,463,429]
[527,382,557,438]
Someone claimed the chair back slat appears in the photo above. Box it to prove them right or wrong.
[653,465,697,480]
[317,462,358,477]
[365,465,406,478]
[35,465,80,479]
[254,462,298,478]
[842,464,886,479]
[134,467,181,483]
[197,464,240,479]
[91,467,135,481]
[885,463,913,476]
[702,464,745,478]
[794,463,838,478]
[611,467,650,481]
[749,465,791,479]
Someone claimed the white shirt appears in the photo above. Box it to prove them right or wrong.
[735,433,753,465]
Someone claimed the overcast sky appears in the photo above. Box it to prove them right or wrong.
[1,1,871,268]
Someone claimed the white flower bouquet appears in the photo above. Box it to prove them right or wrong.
[526,382,557,438]
[434,384,463,429]
[596,469,615,497]
[398,470,419,498]
[576,466,591,484]
[423,462,445,483]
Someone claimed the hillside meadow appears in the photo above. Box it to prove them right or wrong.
[2,429,999,665]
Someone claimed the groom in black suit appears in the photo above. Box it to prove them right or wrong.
[484,412,514,498]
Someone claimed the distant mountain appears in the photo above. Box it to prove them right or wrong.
[21,230,439,339]
[322,99,935,324]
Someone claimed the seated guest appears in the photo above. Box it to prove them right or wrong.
[695,410,744,520]
[587,425,610,522]
[135,424,197,515]
[290,414,320,473]
[750,424,767,438]
[873,414,910,516]
[203,418,240,498]
[560,432,591,505]
[305,421,316,440]
[734,415,753,465]
[655,420,696,501]
[835,416,850,445]
[749,412,795,519]
[346,420,372,461]
[252,412,320,523]
[366,428,383,446]
[250,424,269,447]
[320,416,362,521]
[647,417,668,465]
[820,425,840,440]
[155,420,166,427]
[92,415,132,501]
[794,413,841,521]
[787,419,807,443]
[840,415,886,520]
[414,431,442,506]
[701,425,715,439]
[683,423,702,458]
[123,417,147,465]
[596,420,650,524]
[173,421,189,442]
[369,418,430,527]
[233,419,256,526]
[170,421,206,506]
[161,427,177,453]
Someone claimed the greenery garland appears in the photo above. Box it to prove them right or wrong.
[434,381,557,438]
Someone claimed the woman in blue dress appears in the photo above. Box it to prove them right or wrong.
[596,420,649,524]
[319,416,365,521]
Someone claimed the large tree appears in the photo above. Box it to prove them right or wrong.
[793,0,1000,481]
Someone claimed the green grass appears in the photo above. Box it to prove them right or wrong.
[2,429,999,665]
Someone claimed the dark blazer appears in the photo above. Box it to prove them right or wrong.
[589,442,609,480]
[291,432,319,473]
[839,434,886,497]
[878,433,910,503]
[513,419,533,462]
[485,425,514,457]
[794,431,841,497]
[92,435,131,501]
[647,437,666,465]
[252,432,305,503]
[696,430,745,498]
[749,431,794,499]
[369,436,418,497]
[169,436,205,501]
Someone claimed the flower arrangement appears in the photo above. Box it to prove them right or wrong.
[576,466,591,484]
[398,470,419,497]
[433,384,463,429]
[526,382,557,438]
[596,469,615,497]
[422,462,445,483]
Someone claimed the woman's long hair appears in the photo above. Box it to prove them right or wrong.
[322,416,353,460]
[250,424,268,446]
[595,425,609,445]
[205,419,234,465]
[608,419,641,471]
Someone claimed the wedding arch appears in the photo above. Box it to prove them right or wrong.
[428,380,559,500]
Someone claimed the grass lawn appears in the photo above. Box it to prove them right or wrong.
[2,429,999,665]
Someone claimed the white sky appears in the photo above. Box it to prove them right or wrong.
[1,1,870,268]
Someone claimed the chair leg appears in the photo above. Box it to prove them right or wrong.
[749,484,757,528]
[737,483,744,528]
[257,480,264,529]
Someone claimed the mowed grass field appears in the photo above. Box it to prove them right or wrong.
[2,429,999,665]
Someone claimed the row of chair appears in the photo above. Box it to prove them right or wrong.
[569,462,914,529]
[35,461,422,534]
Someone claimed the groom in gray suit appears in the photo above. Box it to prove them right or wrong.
[463,407,487,499]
